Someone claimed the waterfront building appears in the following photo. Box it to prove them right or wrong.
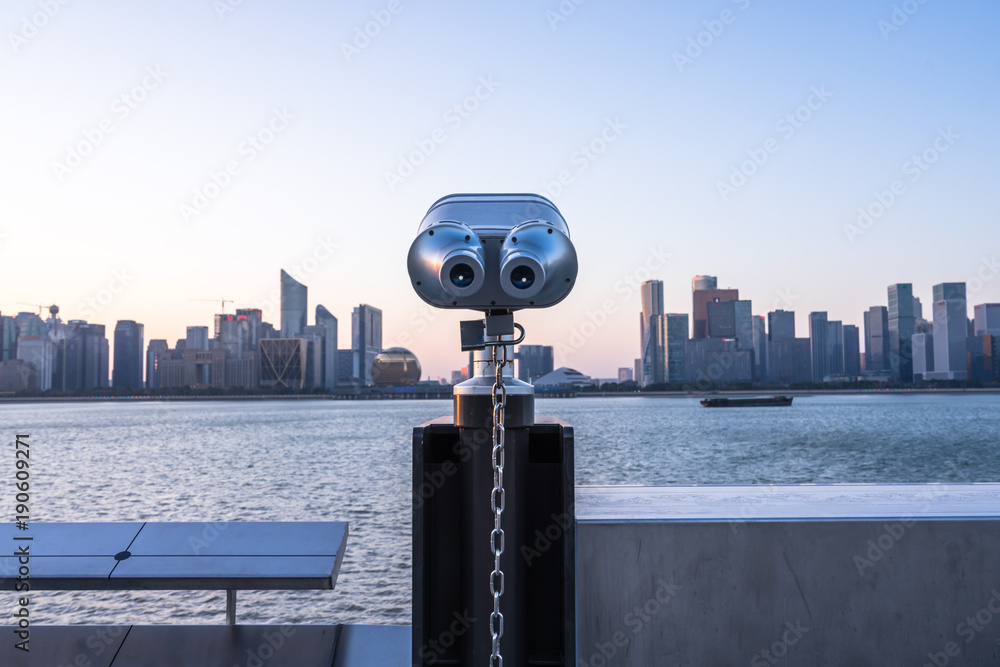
[260,338,309,389]
[927,283,968,380]
[618,367,633,384]
[371,348,422,385]
[973,303,1000,336]
[0,359,36,392]
[640,280,665,386]
[808,312,828,382]
[336,349,354,387]
[315,305,338,391]
[693,287,739,339]
[767,309,795,382]
[826,320,844,376]
[186,326,209,351]
[352,304,382,386]
[752,316,766,382]
[533,367,594,388]
[691,275,717,291]
[112,320,144,389]
[864,306,890,373]
[685,337,753,385]
[517,345,554,383]
[665,313,688,384]
[0,314,16,361]
[146,339,169,389]
[911,333,934,381]
[843,324,861,377]
[280,269,308,338]
[15,313,53,392]
[888,283,915,382]
[966,335,998,381]
[51,320,109,391]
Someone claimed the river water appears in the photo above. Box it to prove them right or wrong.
[2,394,998,625]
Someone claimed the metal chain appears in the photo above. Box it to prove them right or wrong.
[489,342,507,667]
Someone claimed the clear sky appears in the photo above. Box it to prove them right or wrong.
[2,0,998,380]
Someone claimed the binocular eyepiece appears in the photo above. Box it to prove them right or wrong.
[407,194,578,311]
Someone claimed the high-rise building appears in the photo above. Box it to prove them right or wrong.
[693,288,739,339]
[665,313,688,384]
[912,332,934,381]
[767,310,796,383]
[966,335,998,381]
[146,339,169,389]
[352,304,382,385]
[843,324,861,377]
[112,320,144,389]
[186,326,209,351]
[752,316,767,382]
[633,358,641,386]
[974,303,1000,335]
[0,315,16,361]
[214,314,245,357]
[888,284,915,382]
[685,337,753,384]
[808,312,828,382]
[927,283,967,380]
[640,280,665,386]
[516,345,554,383]
[826,320,844,375]
[235,308,263,354]
[314,305,338,391]
[16,313,53,392]
[691,275,717,291]
[280,269,308,339]
[618,367,633,384]
[864,306,890,373]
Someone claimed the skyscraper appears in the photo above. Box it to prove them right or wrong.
[0,314,16,361]
[146,339,168,389]
[887,284,915,382]
[912,332,934,380]
[16,313,53,392]
[352,304,382,385]
[691,275,717,291]
[516,345,554,383]
[112,320,144,389]
[693,287,739,339]
[809,312,828,382]
[186,326,209,351]
[843,324,861,377]
[752,315,766,382]
[640,280,665,386]
[280,269,307,339]
[826,320,844,375]
[665,313,688,384]
[928,282,967,380]
[767,310,796,383]
[315,305,338,391]
[974,303,1000,335]
[863,306,890,373]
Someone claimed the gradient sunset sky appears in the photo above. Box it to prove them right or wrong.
[2,0,998,379]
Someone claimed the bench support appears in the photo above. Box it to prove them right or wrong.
[227,589,236,625]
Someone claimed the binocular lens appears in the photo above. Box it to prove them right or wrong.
[449,263,475,288]
[509,265,535,290]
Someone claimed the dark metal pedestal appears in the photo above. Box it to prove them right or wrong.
[413,417,575,666]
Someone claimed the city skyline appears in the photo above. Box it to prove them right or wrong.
[1,1,998,379]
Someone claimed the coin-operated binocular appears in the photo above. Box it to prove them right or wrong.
[407,194,577,666]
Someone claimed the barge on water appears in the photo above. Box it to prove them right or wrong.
[700,395,793,407]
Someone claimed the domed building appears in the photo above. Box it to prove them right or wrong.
[371,347,422,386]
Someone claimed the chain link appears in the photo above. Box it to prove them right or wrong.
[489,342,507,667]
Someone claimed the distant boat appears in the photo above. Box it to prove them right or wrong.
[700,396,793,408]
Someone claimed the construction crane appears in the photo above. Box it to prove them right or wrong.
[17,302,58,317]
[191,298,234,314]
